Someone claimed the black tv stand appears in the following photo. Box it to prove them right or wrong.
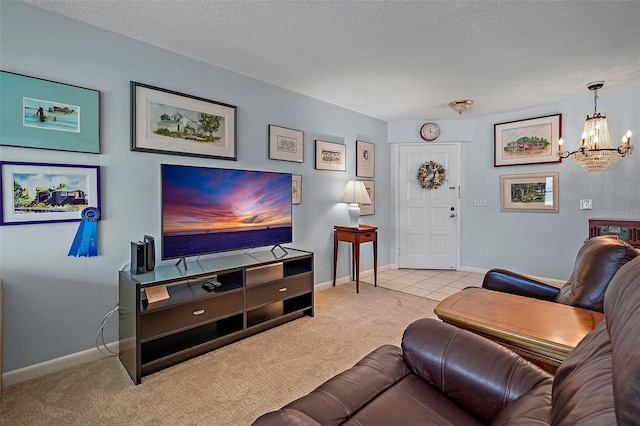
[118,248,314,384]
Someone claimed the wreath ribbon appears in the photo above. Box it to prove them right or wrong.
[68,207,100,257]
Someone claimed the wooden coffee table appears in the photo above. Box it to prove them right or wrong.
[434,288,605,373]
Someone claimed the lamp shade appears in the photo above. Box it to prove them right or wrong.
[339,181,371,204]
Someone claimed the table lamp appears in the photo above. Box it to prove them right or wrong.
[339,180,371,226]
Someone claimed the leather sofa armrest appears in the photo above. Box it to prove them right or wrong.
[402,319,553,424]
[482,268,560,301]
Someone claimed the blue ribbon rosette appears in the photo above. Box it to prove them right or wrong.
[68,207,100,257]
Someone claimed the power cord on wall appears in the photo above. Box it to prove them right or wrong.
[96,304,120,356]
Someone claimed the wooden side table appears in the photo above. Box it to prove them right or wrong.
[434,287,604,373]
[333,225,377,293]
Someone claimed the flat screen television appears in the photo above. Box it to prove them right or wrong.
[161,164,292,260]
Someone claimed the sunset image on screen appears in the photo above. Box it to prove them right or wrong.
[161,165,292,258]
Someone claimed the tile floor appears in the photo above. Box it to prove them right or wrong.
[362,269,485,301]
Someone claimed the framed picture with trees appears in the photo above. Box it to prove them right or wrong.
[494,114,561,167]
[131,82,237,160]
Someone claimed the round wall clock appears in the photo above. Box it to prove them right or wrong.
[420,122,440,142]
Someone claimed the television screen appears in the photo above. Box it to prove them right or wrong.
[161,164,292,260]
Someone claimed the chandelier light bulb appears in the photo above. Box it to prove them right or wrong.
[626,130,632,138]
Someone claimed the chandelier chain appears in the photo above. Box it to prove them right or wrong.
[593,88,598,115]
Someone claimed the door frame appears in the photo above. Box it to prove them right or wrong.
[392,143,462,270]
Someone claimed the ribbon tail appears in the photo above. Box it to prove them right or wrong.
[77,221,97,257]
[68,220,86,257]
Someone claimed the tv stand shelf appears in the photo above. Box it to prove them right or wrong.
[118,248,314,384]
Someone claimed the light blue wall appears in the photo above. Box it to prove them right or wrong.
[388,85,639,279]
[460,85,640,279]
[0,2,389,372]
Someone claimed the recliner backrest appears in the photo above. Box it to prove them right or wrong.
[555,236,638,312]
[551,255,640,425]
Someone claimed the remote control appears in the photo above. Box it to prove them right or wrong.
[202,280,222,292]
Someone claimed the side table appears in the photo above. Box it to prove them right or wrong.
[333,225,377,293]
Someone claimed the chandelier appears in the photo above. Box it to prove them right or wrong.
[558,81,633,172]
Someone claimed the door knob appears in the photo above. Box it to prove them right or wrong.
[450,213,456,218]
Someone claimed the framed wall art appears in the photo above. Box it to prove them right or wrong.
[131,81,237,160]
[494,114,562,167]
[0,161,101,226]
[501,172,559,212]
[359,180,375,216]
[292,174,302,205]
[269,125,304,163]
[356,140,375,178]
[315,140,346,171]
[0,71,100,153]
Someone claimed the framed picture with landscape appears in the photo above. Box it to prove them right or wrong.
[501,172,559,213]
[0,161,101,226]
[0,71,100,153]
[131,81,237,160]
[494,114,562,167]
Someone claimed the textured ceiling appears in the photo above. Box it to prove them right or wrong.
[22,0,640,121]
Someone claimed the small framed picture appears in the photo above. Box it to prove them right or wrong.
[292,174,302,205]
[494,114,562,167]
[131,81,237,160]
[359,180,375,216]
[0,71,100,153]
[501,172,559,212]
[269,125,304,163]
[315,140,346,171]
[0,161,101,226]
[356,140,375,178]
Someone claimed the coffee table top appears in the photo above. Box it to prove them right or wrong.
[434,288,605,362]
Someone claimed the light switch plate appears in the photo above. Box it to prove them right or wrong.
[473,199,487,207]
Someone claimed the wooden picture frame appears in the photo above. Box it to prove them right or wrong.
[356,140,375,178]
[359,180,375,216]
[494,114,562,167]
[0,161,101,225]
[0,71,100,153]
[269,125,304,163]
[315,140,346,171]
[292,174,302,205]
[501,172,559,212]
[131,81,236,160]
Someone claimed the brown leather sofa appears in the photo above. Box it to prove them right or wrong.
[482,235,638,312]
[253,256,640,425]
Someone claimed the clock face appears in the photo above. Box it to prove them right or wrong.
[420,122,440,142]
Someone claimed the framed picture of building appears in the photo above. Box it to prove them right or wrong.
[494,114,562,166]
[0,71,100,153]
[131,81,237,160]
[0,161,101,226]
[269,125,304,163]
[315,140,346,171]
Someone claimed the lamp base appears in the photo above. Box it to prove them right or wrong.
[347,203,361,227]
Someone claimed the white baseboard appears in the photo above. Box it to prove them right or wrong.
[2,342,119,388]
[315,264,392,292]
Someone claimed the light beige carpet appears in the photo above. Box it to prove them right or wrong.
[0,283,438,426]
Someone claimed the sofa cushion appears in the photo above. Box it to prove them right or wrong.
[282,345,411,425]
[343,374,482,426]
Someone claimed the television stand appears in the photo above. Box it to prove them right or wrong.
[174,257,188,270]
[271,244,289,256]
[119,248,314,384]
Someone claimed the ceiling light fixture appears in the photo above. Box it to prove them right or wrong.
[558,81,633,172]
[449,99,473,115]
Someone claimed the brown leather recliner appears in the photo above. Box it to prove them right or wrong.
[253,256,640,425]
[482,235,638,312]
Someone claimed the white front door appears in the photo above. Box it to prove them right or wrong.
[396,144,459,269]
